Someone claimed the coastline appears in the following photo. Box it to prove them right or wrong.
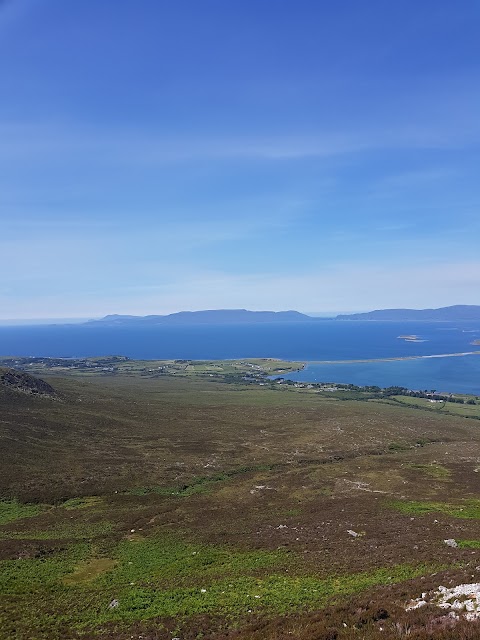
[307,351,480,365]
[282,351,480,395]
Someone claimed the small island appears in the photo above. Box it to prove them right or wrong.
[397,334,423,342]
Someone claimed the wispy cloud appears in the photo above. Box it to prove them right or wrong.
[1,2,479,320]
[2,261,479,318]
[1,116,480,169]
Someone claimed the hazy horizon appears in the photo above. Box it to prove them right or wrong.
[2,304,480,326]
[0,309,356,325]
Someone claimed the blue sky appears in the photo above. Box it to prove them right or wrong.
[1,0,480,318]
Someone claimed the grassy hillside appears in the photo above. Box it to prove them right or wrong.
[2,364,480,638]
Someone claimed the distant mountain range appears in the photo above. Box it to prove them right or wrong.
[88,309,313,325]
[336,305,480,321]
[86,305,480,326]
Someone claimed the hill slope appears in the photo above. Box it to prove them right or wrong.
[2,368,480,639]
[0,368,56,396]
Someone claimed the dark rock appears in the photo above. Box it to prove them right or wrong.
[0,368,56,396]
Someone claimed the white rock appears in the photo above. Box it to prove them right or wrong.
[406,599,426,610]
[407,583,480,620]
[444,538,458,548]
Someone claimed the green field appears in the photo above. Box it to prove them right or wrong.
[0,355,305,380]
[390,394,480,419]
[3,361,480,639]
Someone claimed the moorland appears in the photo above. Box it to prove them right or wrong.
[2,357,480,639]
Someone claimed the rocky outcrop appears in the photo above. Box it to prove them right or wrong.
[0,368,56,397]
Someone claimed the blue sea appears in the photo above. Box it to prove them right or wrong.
[0,320,479,394]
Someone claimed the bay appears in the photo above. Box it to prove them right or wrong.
[282,354,480,395]
[0,320,479,393]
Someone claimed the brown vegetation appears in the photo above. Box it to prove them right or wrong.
[2,368,480,638]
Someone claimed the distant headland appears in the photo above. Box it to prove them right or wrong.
[84,305,480,326]
[86,309,313,325]
[336,305,480,322]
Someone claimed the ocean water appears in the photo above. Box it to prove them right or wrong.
[282,354,480,395]
[0,320,479,393]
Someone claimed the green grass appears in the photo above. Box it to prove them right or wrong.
[92,562,435,624]
[124,464,275,497]
[407,463,451,479]
[0,497,110,541]
[388,499,480,519]
[392,395,480,419]
[0,519,114,540]
[388,442,410,452]
[63,557,118,585]
[106,537,289,586]
[7,356,305,381]
[0,499,46,525]
[0,542,90,594]
[457,540,480,549]
[0,532,437,636]
[60,496,103,510]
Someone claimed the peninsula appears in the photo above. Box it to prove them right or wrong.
[86,309,313,325]
[336,304,480,322]
[85,305,480,326]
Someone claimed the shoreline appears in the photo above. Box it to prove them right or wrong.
[306,351,480,365]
